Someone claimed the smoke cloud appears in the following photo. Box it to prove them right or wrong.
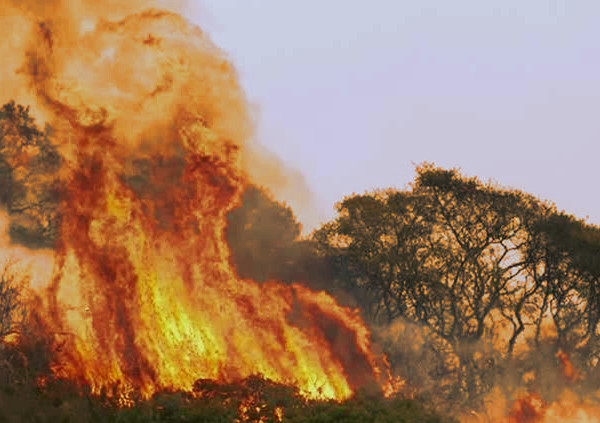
[0,0,382,401]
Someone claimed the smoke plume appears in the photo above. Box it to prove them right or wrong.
[0,0,381,401]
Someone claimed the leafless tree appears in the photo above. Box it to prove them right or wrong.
[0,259,28,342]
[0,259,29,385]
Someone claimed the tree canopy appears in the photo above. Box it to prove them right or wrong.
[0,101,61,248]
[226,185,332,291]
[314,164,600,405]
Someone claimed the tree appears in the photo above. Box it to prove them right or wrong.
[226,185,301,282]
[0,260,27,343]
[0,101,62,249]
[314,164,600,405]
[226,185,333,291]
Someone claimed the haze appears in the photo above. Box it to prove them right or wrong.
[188,1,600,231]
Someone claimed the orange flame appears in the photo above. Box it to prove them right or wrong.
[497,392,600,423]
[556,350,583,384]
[483,353,599,423]
[1,2,382,400]
[493,355,595,423]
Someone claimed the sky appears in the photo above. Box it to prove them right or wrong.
[186,1,600,231]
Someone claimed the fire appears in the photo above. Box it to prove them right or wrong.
[0,1,381,400]
[557,350,583,384]
[503,393,545,423]
[489,354,599,423]
[498,392,600,423]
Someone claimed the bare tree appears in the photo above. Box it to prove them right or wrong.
[0,259,28,343]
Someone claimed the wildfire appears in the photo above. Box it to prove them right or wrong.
[557,350,583,384]
[0,1,381,401]
[499,392,600,423]
[489,353,599,423]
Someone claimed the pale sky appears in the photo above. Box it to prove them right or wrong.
[187,1,600,230]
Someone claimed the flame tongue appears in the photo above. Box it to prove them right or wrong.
[15,8,378,400]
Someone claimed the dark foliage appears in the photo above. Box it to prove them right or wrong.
[314,163,600,408]
[0,375,457,423]
[226,185,333,292]
[0,101,62,249]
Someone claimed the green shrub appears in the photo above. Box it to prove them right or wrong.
[0,375,458,423]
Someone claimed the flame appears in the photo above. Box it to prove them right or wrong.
[381,354,405,398]
[1,2,381,400]
[489,355,597,423]
[556,350,583,384]
[497,392,600,423]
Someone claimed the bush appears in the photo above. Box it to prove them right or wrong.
[0,375,458,423]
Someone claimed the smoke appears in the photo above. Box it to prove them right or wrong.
[371,308,600,422]
[0,211,54,291]
[1,0,250,146]
[0,0,319,233]
[243,143,322,235]
[4,2,600,419]
[0,0,383,401]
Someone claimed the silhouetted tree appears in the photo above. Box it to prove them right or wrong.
[0,101,61,248]
[227,185,300,282]
[314,164,600,405]
[226,185,333,291]
[0,261,27,343]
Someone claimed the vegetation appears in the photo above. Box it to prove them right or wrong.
[0,101,61,249]
[0,261,28,342]
[226,185,332,292]
[226,163,600,411]
[227,185,303,283]
[313,164,600,409]
[0,374,456,423]
[3,99,600,419]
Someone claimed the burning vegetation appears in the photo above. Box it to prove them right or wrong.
[0,0,383,408]
[1,1,600,423]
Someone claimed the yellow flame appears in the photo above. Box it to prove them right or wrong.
[0,1,382,401]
